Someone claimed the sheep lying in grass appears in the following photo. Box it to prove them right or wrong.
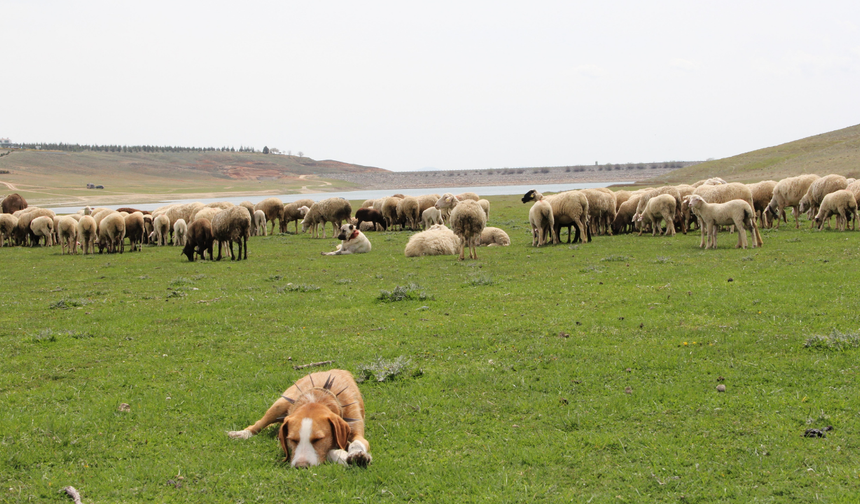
[212,206,252,261]
[636,194,676,237]
[812,190,858,231]
[77,215,97,254]
[30,216,54,246]
[173,218,188,247]
[98,212,126,254]
[0,213,18,247]
[421,207,444,229]
[479,227,510,246]
[435,193,487,260]
[529,198,556,246]
[57,216,78,254]
[404,224,459,257]
[688,195,761,249]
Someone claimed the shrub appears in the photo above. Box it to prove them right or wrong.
[804,329,860,351]
[378,283,430,302]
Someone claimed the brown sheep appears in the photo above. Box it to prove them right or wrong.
[182,218,215,261]
[282,199,315,233]
[124,212,145,252]
[255,197,284,235]
[1,193,27,214]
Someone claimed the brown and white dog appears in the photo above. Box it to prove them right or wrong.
[228,369,372,468]
[321,223,371,256]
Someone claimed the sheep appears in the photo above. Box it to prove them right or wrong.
[381,196,405,230]
[800,174,849,225]
[636,194,676,237]
[435,193,486,260]
[812,190,858,231]
[301,198,352,238]
[29,216,54,246]
[142,214,154,244]
[115,207,151,215]
[612,190,634,211]
[397,196,421,231]
[1,193,27,214]
[173,218,188,247]
[355,207,386,231]
[521,189,590,244]
[765,174,819,228]
[455,192,480,201]
[91,208,115,230]
[688,195,761,249]
[97,212,126,254]
[529,198,557,246]
[633,187,681,229]
[124,212,145,252]
[0,213,17,247]
[151,214,170,246]
[479,227,510,246]
[477,199,490,221]
[56,216,78,255]
[240,201,257,235]
[253,210,267,236]
[692,177,728,187]
[192,207,221,224]
[77,215,97,255]
[745,180,777,228]
[14,208,56,246]
[846,180,860,208]
[692,183,760,247]
[255,197,284,235]
[211,206,252,261]
[421,207,444,229]
[404,224,460,257]
[612,193,643,235]
[582,188,617,236]
[182,218,215,261]
[281,199,315,233]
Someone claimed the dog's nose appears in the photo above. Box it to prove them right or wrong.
[293,459,311,469]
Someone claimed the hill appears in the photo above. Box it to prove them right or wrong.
[640,123,860,185]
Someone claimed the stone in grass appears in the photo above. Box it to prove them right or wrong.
[716,384,726,392]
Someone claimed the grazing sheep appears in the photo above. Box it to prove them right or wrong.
[151,214,170,246]
[479,227,510,246]
[477,199,490,221]
[192,207,222,224]
[240,201,257,235]
[355,207,386,231]
[396,196,421,231]
[583,188,618,236]
[56,216,78,255]
[404,224,460,257]
[142,214,154,244]
[77,215,97,255]
[800,174,849,225]
[765,174,819,228]
[0,213,17,247]
[812,190,858,231]
[692,177,728,187]
[529,198,557,246]
[255,197,284,235]
[521,189,590,244]
[746,180,777,228]
[612,193,644,235]
[636,194,676,236]
[98,212,126,254]
[212,206,252,261]
[13,208,56,246]
[688,195,761,249]
[182,218,215,261]
[173,218,188,247]
[846,180,860,208]
[692,183,760,247]
[281,199,315,233]
[124,212,145,252]
[301,198,352,238]
[115,207,151,215]
[253,210,267,236]
[421,207,444,229]
[381,196,405,230]
[612,190,634,211]
[634,187,681,230]
[29,216,54,246]
[455,192,480,201]
[1,193,27,214]
[435,193,486,260]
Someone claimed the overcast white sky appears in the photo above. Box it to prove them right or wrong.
[2,1,858,171]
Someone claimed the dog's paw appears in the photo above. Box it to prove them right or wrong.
[227,429,252,439]
[346,450,372,467]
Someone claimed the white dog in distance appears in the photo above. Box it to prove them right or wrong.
[322,224,371,255]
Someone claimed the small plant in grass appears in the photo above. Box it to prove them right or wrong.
[169,277,194,287]
[356,356,422,383]
[335,278,352,284]
[166,289,186,299]
[467,273,495,286]
[804,329,860,351]
[654,256,672,264]
[277,283,320,293]
[601,254,629,262]
[786,237,801,243]
[378,283,430,302]
[49,298,89,310]
[33,330,57,343]
[580,265,602,274]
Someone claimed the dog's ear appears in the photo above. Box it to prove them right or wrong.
[328,414,351,451]
[277,417,292,461]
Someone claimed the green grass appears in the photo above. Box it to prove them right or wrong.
[2,195,860,503]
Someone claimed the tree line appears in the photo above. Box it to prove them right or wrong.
[9,143,261,154]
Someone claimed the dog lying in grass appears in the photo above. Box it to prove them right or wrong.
[321,223,371,255]
[227,369,372,468]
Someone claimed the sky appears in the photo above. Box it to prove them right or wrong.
[2,1,859,172]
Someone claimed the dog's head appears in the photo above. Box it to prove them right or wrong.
[278,403,351,468]
[337,224,359,241]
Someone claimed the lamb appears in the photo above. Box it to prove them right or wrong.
[0,213,17,247]
[692,182,760,247]
[800,174,848,225]
[173,218,188,247]
[281,199,315,233]
[688,195,761,249]
[765,174,819,228]
[435,193,486,260]
[745,180,777,228]
[381,196,405,230]
[253,210,267,236]
[124,212,145,252]
[97,212,126,254]
[355,207,386,231]
[479,227,510,246]
[404,224,460,257]
[1,193,27,214]
[56,216,78,255]
[812,190,858,231]
[29,216,54,247]
[151,214,170,246]
[301,198,352,238]
[521,189,590,244]
[211,206,252,261]
[77,215,97,255]
[255,197,284,235]
[633,187,681,230]
[182,218,215,261]
[636,194,676,237]
[477,199,490,221]
[529,197,557,246]
[396,196,421,231]
[421,207,444,229]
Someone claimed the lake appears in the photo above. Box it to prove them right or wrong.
[45,181,633,214]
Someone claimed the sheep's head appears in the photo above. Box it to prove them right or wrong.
[435,193,458,210]
[300,219,311,233]
[688,195,705,208]
[181,242,196,262]
[521,190,542,204]
[765,199,779,218]
[298,206,310,217]
[798,194,811,213]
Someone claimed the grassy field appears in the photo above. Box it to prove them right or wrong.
[2,195,859,503]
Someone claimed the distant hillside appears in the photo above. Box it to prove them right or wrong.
[641,123,860,185]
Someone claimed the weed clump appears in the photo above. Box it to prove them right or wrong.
[276,283,320,293]
[378,283,430,302]
[356,356,422,383]
[49,298,89,310]
[601,255,629,262]
[467,273,495,286]
[804,329,860,351]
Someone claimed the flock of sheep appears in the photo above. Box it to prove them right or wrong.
[1,172,857,261]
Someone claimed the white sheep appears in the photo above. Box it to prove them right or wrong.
[151,214,170,246]
[812,190,858,231]
[688,195,761,249]
[477,199,490,221]
[57,216,78,255]
[746,180,777,228]
[692,182,760,247]
[77,215,97,255]
[583,188,618,236]
[29,216,54,246]
[455,192,480,201]
[636,194,676,237]
[98,212,126,254]
[521,189,590,244]
[253,210,267,236]
[479,226,510,246]
[212,206,252,260]
[192,207,222,224]
[301,198,352,238]
[800,174,848,225]
[173,218,188,247]
[766,174,819,228]
[404,224,460,257]
[435,193,486,260]
[382,196,405,230]
[396,196,421,231]
[529,198,556,246]
[0,213,18,247]
[421,207,444,229]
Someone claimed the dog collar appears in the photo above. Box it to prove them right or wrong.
[350,230,360,240]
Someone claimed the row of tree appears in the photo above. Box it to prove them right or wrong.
[9,143,262,154]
